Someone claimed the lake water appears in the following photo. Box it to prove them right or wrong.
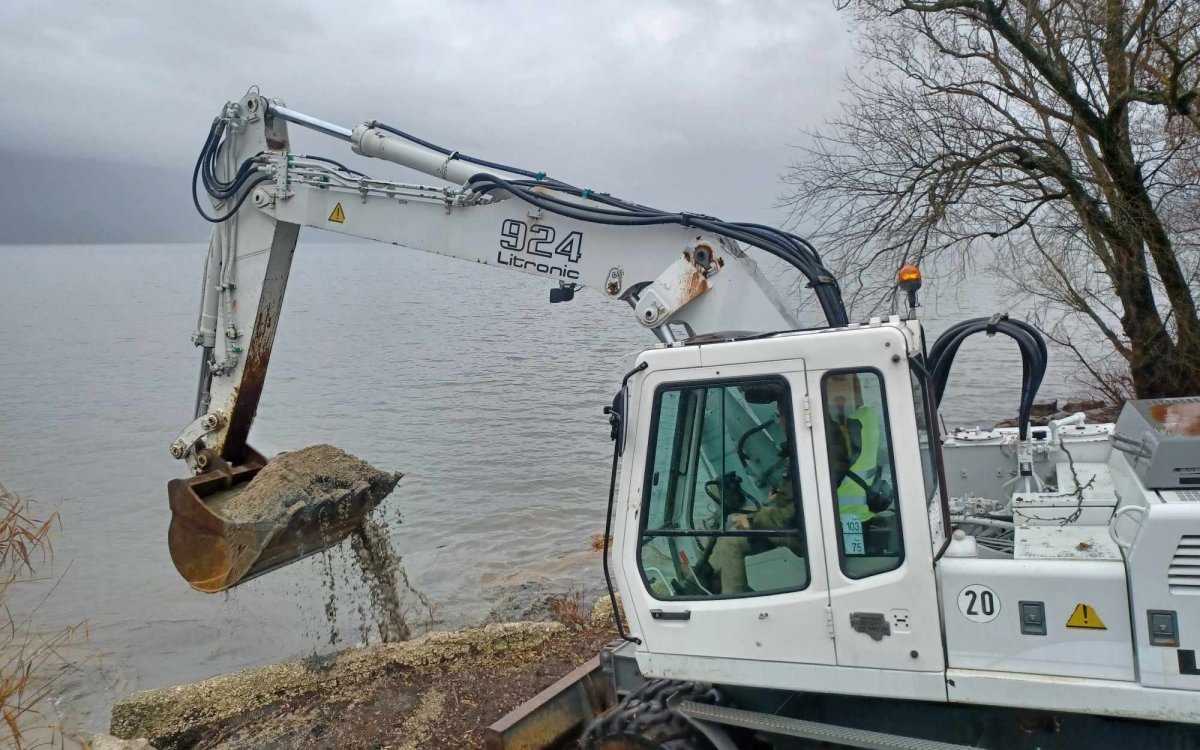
[0,241,1085,735]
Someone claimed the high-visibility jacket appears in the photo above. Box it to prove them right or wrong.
[833,404,880,523]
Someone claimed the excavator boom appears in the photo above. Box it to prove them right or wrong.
[168,90,844,591]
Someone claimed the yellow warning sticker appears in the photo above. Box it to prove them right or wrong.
[1066,603,1106,630]
[328,203,346,223]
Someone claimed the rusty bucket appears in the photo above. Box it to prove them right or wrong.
[166,446,386,593]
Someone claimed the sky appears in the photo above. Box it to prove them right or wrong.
[0,0,854,244]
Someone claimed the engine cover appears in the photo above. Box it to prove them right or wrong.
[1113,397,1200,490]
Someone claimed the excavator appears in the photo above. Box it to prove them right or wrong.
[168,89,1200,748]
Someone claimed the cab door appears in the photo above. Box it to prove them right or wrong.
[809,361,944,673]
[619,355,836,667]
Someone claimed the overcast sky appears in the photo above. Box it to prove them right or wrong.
[0,0,854,243]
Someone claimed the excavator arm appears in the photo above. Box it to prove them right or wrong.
[168,89,845,591]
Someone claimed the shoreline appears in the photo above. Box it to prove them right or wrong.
[108,599,619,750]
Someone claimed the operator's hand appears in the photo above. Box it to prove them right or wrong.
[728,513,751,530]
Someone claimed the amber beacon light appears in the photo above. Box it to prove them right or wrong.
[897,264,922,317]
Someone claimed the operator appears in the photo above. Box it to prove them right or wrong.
[707,481,799,594]
[825,373,889,534]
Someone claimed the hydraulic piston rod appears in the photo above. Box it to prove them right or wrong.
[267,104,353,141]
[266,103,524,185]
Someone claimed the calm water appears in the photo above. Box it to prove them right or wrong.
[0,242,1082,734]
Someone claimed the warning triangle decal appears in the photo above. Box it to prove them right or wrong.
[328,203,346,223]
[1066,603,1106,630]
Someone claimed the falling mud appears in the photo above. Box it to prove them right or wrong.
[350,519,410,642]
[311,517,437,646]
[207,444,431,645]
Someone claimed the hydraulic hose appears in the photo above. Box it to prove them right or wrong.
[191,117,271,223]
[370,121,550,181]
[440,157,846,325]
[927,315,1047,440]
[192,173,272,224]
[466,172,849,327]
[293,154,367,178]
[191,110,851,326]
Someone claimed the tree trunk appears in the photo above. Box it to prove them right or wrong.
[1124,308,1200,398]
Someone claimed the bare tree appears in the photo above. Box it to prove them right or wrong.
[785,0,1200,398]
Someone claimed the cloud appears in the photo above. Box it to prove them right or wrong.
[0,0,852,240]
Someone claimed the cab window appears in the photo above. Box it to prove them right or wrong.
[639,377,808,600]
[822,369,903,578]
[911,367,947,549]
[910,369,941,506]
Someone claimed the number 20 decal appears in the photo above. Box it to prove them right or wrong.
[500,219,583,263]
[957,584,1000,623]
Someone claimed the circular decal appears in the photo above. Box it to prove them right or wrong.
[957,584,1000,623]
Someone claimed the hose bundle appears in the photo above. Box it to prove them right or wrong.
[927,315,1047,440]
[372,121,849,328]
[191,117,271,223]
[190,114,850,327]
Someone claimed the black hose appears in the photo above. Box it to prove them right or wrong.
[488,181,835,291]
[371,121,549,181]
[927,316,1048,440]
[294,154,367,178]
[192,175,273,223]
[201,124,262,197]
[360,125,848,325]
[190,114,849,325]
[736,419,777,471]
[190,118,272,223]
[467,172,849,327]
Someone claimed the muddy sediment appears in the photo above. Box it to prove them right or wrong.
[206,445,400,524]
[192,444,402,592]
[347,518,433,643]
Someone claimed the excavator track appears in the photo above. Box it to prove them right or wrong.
[579,679,729,750]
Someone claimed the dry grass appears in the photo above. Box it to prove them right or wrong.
[546,589,589,630]
[0,481,83,749]
[589,533,610,553]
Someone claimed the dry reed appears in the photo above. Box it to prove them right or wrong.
[0,481,83,749]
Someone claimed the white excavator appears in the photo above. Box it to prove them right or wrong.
[168,90,1200,749]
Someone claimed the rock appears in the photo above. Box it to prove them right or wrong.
[590,593,626,629]
[485,580,562,623]
[1062,399,1105,413]
[994,415,1040,428]
[110,622,564,749]
[485,579,607,624]
[993,399,1118,429]
[1084,404,1120,423]
[1029,400,1059,417]
[89,736,156,750]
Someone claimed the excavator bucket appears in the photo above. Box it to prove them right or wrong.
[167,445,399,593]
